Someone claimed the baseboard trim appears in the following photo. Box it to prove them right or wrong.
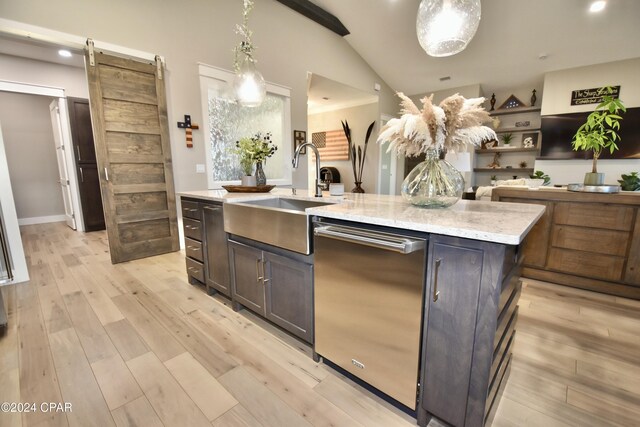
[18,215,67,226]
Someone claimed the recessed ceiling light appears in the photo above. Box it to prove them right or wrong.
[58,49,72,58]
[322,97,330,100]
[439,76,451,81]
[589,1,606,13]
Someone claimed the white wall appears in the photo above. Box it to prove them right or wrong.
[0,91,65,220]
[0,54,89,98]
[308,102,378,192]
[0,0,398,193]
[538,58,640,185]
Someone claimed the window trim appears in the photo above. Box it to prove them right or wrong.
[198,63,292,189]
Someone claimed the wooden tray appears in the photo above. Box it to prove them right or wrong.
[222,185,275,193]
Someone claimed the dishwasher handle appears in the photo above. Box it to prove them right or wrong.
[314,225,425,254]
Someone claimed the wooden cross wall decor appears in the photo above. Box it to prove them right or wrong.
[177,114,199,148]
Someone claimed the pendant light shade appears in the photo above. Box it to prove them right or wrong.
[233,0,266,107]
[233,55,266,108]
[416,0,481,57]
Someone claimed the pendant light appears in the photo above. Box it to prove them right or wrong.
[233,0,266,107]
[416,0,481,57]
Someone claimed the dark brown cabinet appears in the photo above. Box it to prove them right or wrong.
[418,235,521,427]
[203,203,230,296]
[181,198,231,298]
[228,238,314,344]
[264,251,313,344]
[67,97,105,231]
[228,241,265,312]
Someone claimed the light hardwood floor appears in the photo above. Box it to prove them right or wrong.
[0,222,639,427]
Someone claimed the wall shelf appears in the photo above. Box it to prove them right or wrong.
[475,147,539,154]
[490,106,541,116]
[495,127,541,134]
[474,168,534,173]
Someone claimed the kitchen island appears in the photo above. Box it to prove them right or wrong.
[178,189,544,427]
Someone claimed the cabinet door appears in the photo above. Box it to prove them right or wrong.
[264,251,313,344]
[203,203,230,296]
[228,240,265,315]
[422,238,484,427]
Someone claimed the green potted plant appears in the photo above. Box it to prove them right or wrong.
[501,133,514,147]
[490,175,497,186]
[618,172,640,191]
[572,88,626,185]
[530,170,550,186]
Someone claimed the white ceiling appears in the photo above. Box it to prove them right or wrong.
[308,73,379,114]
[0,34,85,68]
[310,0,640,96]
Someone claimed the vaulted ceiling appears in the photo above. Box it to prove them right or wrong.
[309,0,640,96]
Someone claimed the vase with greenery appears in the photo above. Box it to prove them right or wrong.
[572,88,626,186]
[233,131,277,186]
[618,172,640,191]
[341,120,376,193]
[378,92,496,207]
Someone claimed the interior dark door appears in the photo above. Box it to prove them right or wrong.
[67,97,105,232]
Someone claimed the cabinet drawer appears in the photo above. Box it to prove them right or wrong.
[185,238,203,262]
[185,258,205,283]
[181,200,201,220]
[554,203,634,231]
[183,218,202,241]
[547,247,624,282]
[551,225,629,256]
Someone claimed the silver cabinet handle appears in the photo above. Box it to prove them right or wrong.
[433,258,442,302]
[203,206,221,212]
[104,167,109,181]
[262,259,269,284]
[314,225,426,254]
[186,246,200,251]
[79,167,84,183]
[256,258,263,282]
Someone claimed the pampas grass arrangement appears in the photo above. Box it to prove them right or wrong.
[378,93,496,155]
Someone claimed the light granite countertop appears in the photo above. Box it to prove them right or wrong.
[177,189,544,245]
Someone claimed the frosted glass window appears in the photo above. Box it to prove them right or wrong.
[199,65,292,189]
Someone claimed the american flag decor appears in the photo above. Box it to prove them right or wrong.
[311,129,349,160]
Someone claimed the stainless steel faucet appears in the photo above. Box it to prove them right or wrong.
[292,142,322,197]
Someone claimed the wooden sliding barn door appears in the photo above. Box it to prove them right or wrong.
[86,51,179,263]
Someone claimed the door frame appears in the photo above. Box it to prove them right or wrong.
[0,80,85,231]
[377,114,398,195]
[0,122,29,284]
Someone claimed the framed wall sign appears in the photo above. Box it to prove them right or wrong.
[571,86,620,106]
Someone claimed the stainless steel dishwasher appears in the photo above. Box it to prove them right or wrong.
[313,218,427,410]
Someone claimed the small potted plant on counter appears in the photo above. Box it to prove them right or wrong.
[572,87,626,186]
[529,171,551,185]
[618,172,640,191]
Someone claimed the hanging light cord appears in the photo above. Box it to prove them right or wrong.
[234,0,257,72]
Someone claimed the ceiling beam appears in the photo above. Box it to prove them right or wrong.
[275,0,350,37]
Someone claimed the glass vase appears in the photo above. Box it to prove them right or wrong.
[255,161,266,186]
[401,149,465,208]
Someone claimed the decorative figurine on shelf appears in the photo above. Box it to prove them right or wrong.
[523,136,535,148]
[519,161,528,168]
[487,152,501,169]
[490,93,496,111]
[531,89,537,106]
